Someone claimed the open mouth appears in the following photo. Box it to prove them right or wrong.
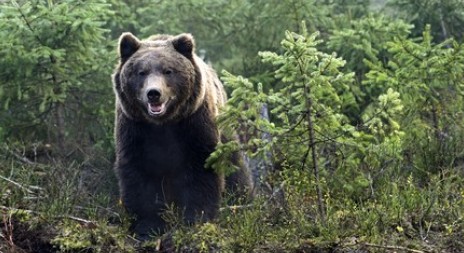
[147,101,167,116]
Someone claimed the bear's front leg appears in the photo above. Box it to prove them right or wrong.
[118,168,167,240]
[179,170,222,225]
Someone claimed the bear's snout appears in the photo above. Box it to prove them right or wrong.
[147,88,161,103]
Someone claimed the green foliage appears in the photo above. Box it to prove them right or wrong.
[211,25,354,170]
[364,25,464,175]
[52,219,132,252]
[0,0,114,154]
[328,14,412,74]
[169,167,464,252]
[212,22,405,203]
[387,0,464,42]
[207,19,463,252]
[323,14,412,129]
[132,0,328,77]
[173,222,224,253]
[113,0,377,79]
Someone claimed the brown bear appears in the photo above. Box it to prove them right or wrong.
[112,32,253,240]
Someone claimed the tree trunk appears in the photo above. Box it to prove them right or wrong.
[304,85,326,224]
[54,102,66,155]
[248,103,274,189]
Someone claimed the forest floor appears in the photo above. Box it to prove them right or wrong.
[1,148,463,253]
[2,215,463,253]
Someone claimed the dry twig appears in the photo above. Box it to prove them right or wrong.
[361,242,429,253]
[0,206,96,228]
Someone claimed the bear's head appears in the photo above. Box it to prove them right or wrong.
[113,32,205,124]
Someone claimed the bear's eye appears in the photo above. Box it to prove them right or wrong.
[163,69,173,75]
[138,71,147,76]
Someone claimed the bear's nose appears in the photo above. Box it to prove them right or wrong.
[146,89,161,102]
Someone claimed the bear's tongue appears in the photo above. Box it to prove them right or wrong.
[148,102,165,115]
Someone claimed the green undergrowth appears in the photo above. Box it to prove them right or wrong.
[1,146,463,252]
[171,167,464,253]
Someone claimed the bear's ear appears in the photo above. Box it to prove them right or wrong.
[118,32,141,61]
[172,33,195,59]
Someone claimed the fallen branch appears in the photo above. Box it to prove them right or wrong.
[0,175,43,194]
[57,214,97,228]
[0,206,35,215]
[361,242,429,253]
[6,149,37,165]
[219,181,287,212]
[0,206,96,228]
[219,204,254,212]
[0,175,34,194]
